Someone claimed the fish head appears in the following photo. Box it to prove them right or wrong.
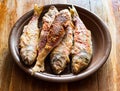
[51,53,69,74]
[72,51,91,74]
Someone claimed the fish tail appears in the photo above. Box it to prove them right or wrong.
[69,5,79,17]
[34,4,44,16]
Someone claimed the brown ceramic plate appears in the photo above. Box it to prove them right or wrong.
[9,4,111,82]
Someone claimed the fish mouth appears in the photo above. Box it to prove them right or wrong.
[51,54,69,74]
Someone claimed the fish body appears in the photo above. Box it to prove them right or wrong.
[38,6,59,52]
[70,6,93,74]
[50,20,74,74]
[32,9,71,73]
[20,5,43,65]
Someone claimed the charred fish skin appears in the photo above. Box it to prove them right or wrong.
[50,21,74,74]
[19,4,43,65]
[70,6,93,74]
[32,9,71,73]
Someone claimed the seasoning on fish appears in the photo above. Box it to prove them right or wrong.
[70,6,93,74]
[50,12,74,74]
[31,6,58,72]
[38,6,59,52]
[19,4,43,65]
[32,9,71,73]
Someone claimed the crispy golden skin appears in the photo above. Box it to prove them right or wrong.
[50,19,74,74]
[31,6,58,72]
[70,6,93,74]
[19,4,43,65]
[38,6,59,52]
[32,9,71,73]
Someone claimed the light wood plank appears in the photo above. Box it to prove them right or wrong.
[68,73,98,91]
[67,0,90,10]
[90,0,118,90]
[100,0,117,90]
[0,0,17,90]
[112,0,120,91]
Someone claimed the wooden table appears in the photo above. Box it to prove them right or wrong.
[0,0,120,91]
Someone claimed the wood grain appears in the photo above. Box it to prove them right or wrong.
[0,0,120,91]
[0,0,16,90]
[112,0,120,90]
[90,0,116,91]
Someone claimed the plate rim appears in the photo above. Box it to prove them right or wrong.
[9,4,112,82]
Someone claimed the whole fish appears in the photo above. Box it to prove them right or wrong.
[19,4,43,65]
[32,6,59,72]
[70,6,93,74]
[50,12,73,74]
[32,9,71,73]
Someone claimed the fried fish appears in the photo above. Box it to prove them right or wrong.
[70,6,93,74]
[50,11,73,74]
[32,9,71,73]
[19,4,43,65]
